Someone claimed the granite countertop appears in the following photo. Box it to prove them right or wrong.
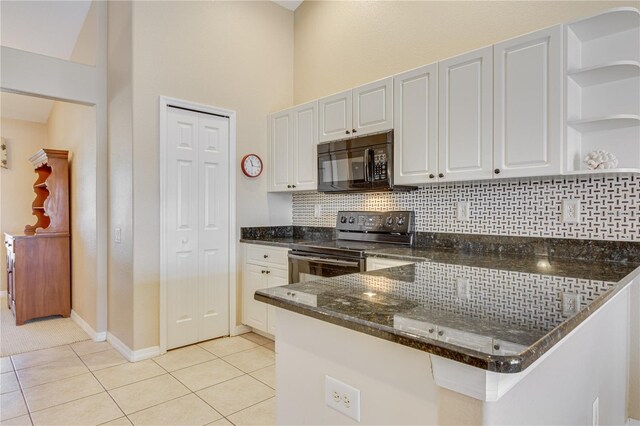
[255,250,640,373]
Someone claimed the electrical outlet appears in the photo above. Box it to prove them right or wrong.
[562,199,581,223]
[592,397,599,426]
[562,292,581,316]
[457,201,471,222]
[314,204,323,218]
[457,278,470,300]
[115,228,122,244]
[325,375,360,422]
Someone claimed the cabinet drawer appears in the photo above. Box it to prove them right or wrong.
[245,244,289,268]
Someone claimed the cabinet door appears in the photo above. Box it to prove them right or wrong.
[266,268,288,336]
[494,25,562,178]
[292,101,318,191]
[318,90,352,143]
[353,77,394,136]
[394,65,438,185]
[242,263,268,332]
[438,46,494,181]
[267,110,293,192]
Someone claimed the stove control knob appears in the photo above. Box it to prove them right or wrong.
[397,217,405,226]
[386,216,394,226]
[340,216,347,224]
[348,217,355,224]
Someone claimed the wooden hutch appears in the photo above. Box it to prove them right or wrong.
[4,149,71,325]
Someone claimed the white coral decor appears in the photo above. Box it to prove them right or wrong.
[583,150,618,170]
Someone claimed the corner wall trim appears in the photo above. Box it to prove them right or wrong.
[71,310,106,342]
[107,332,160,362]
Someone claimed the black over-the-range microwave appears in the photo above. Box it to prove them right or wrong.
[317,130,417,193]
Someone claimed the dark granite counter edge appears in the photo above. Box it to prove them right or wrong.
[239,239,293,248]
[256,265,640,374]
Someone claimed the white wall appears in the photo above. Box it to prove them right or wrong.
[0,118,48,292]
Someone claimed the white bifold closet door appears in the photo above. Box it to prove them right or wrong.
[166,107,230,349]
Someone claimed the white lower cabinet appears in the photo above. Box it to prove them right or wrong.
[367,257,414,271]
[241,244,289,335]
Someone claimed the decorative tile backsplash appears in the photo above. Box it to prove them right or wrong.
[292,175,639,241]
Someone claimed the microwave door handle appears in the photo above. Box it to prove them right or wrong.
[363,148,372,182]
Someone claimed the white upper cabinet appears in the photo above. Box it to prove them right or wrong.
[267,101,318,192]
[318,77,393,143]
[318,90,352,142]
[267,110,293,192]
[292,101,318,191]
[352,77,394,136]
[493,25,563,178]
[393,64,439,185]
[438,46,494,182]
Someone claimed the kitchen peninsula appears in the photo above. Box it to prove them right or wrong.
[249,234,640,425]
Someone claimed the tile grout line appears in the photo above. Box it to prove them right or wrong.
[10,354,34,425]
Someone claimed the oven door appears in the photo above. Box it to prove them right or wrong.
[288,253,365,284]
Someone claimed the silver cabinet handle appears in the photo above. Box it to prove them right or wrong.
[288,253,359,268]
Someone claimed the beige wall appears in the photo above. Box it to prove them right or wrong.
[0,118,48,292]
[107,1,294,350]
[47,102,97,330]
[45,0,100,331]
[107,0,135,348]
[293,0,639,103]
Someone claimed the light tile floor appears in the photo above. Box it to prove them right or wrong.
[0,333,276,426]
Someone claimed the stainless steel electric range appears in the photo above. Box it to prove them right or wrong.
[288,211,415,283]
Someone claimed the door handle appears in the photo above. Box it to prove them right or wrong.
[363,148,372,182]
[288,254,360,268]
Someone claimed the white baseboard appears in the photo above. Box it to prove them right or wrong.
[71,310,107,342]
[231,324,251,336]
[627,418,640,426]
[107,332,160,362]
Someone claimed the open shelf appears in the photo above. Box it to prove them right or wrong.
[567,114,640,132]
[568,61,640,87]
[32,207,45,210]
[569,7,639,41]
[33,182,47,189]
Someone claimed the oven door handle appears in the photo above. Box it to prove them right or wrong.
[288,254,361,268]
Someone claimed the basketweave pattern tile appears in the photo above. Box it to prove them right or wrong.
[292,175,639,241]
[325,261,615,332]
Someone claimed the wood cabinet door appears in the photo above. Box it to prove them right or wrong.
[352,77,394,136]
[268,109,293,192]
[242,263,268,332]
[266,268,288,336]
[318,90,352,143]
[438,46,494,182]
[394,64,438,185]
[494,25,562,178]
[292,101,318,191]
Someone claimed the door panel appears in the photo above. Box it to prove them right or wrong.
[166,107,230,349]
[394,64,438,185]
[438,46,493,181]
[197,114,230,341]
[494,25,562,177]
[319,90,352,143]
[292,101,318,191]
[268,110,293,191]
[167,108,200,348]
[353,77,393,135]
[242,263,267,331]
